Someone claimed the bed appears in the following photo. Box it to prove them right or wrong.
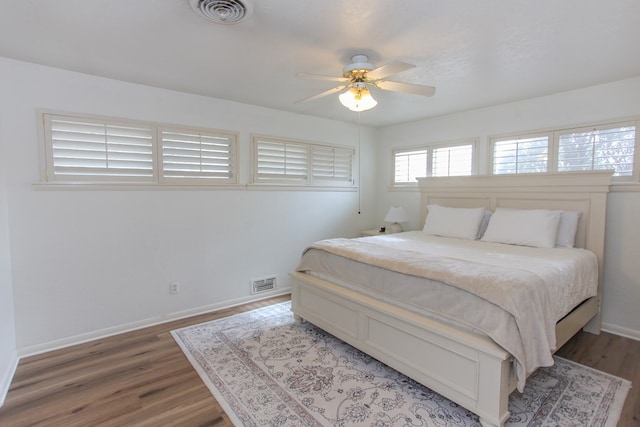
[289,171,612,427]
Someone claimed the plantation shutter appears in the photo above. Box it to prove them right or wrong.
[312,145,354,184]
[492,135,549,174]
[557,125,636,177]
[160,128,236,183]
[255,139,309,182]
[432,144,473,177]
[394,149,428,184]
[44,114,154,182]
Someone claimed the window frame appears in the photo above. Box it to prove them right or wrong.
[489,131,552,176]
[391,139,477,187]
[251,134,355,188]
[39,111,239,188]
[42,113,158,183]
[158,125,238,186]
[489,119,639,183]
[556,121,638,182]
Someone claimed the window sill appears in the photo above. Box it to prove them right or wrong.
[387,185,420,192]
[32,182,247,191]
[246,184,357,192]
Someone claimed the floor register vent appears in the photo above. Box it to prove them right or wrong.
[251,275,277,294]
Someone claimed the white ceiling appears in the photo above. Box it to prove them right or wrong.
[1,1,639,127]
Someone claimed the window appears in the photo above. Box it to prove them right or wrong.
[432,144,474,177]
[160,127,236,184]
[490,120,638,181]
[491,134,549,175]
[557,124,636,177]
[43,114,155,182]
[252,135,354,186]
[41,112,238,185]
[393,140,475,185]
[312,145,354,183]
[394,149,427,184]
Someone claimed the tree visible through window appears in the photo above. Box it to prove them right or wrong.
[492,136,549,174]
[558,126,636,177]
[490,122,637,180]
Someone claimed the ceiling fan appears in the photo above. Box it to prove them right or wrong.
[296,54,436,112]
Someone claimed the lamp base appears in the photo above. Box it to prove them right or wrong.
[386,222,403,233]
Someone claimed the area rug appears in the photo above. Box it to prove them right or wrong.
[171,302,630,426]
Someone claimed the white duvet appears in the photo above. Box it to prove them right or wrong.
[296,231,598,391]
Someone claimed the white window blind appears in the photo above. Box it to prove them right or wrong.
[253,136,354,186]
[44,114,154,182]
[492,135,549,174]
[255,139,309,183]
[394,149,428,184]
[312,145,354,184]
[393,140,475,185]
[558,125,636,177]
[160,127,236,183]
[433,144,473,177]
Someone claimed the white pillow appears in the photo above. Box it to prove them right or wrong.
[556,211,582,247]
[423,205,485,240]
[481,208,562,248]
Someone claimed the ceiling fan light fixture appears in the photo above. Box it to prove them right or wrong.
[339,87,377,112]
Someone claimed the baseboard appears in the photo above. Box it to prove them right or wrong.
[18,289,291,358]
[602,322,640,341]
[0,351,19,407]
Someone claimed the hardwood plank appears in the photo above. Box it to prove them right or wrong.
[0,296,286,427]
[1,294,637,427]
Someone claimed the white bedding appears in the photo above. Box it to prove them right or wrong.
[296,231,598,391]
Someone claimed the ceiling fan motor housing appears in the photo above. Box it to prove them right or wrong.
[343,54,375,77]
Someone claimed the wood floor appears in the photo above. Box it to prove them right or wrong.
[1,294,638,426]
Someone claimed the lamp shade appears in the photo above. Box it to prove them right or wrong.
[338,87,377,112]
[384,206,407,233]
[384,205,407,223]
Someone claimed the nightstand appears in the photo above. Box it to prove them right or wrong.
[361,229,397,237]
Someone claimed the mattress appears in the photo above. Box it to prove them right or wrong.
[296,231,598,390]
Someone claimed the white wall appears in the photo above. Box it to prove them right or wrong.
[0,108,18,405]
[2,53,637,375]
[0,57,377,354]
[376,76,640,339]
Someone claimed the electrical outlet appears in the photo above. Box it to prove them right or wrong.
[169,282,180,295]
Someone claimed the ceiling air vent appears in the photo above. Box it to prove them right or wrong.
[190,0,254,25]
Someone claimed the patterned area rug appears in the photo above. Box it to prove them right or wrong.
[171,302,630,426]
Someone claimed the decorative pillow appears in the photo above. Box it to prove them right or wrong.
[423,205,485,240]
[481,208,562,248]
[556,211,582,247]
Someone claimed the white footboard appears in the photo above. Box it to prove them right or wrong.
[290,271,516,427]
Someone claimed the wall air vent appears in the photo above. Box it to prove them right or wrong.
[251,275,277,294]
[190,0,254,25]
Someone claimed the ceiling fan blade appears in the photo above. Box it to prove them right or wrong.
[376,80,436,97]
[366,61,415,80]
[296,73,349,83]
[295,85,347,104]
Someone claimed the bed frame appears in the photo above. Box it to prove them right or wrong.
[290,171,612,427]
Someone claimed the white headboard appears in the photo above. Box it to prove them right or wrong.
[417,170,612,328]
[417,171,611,251]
